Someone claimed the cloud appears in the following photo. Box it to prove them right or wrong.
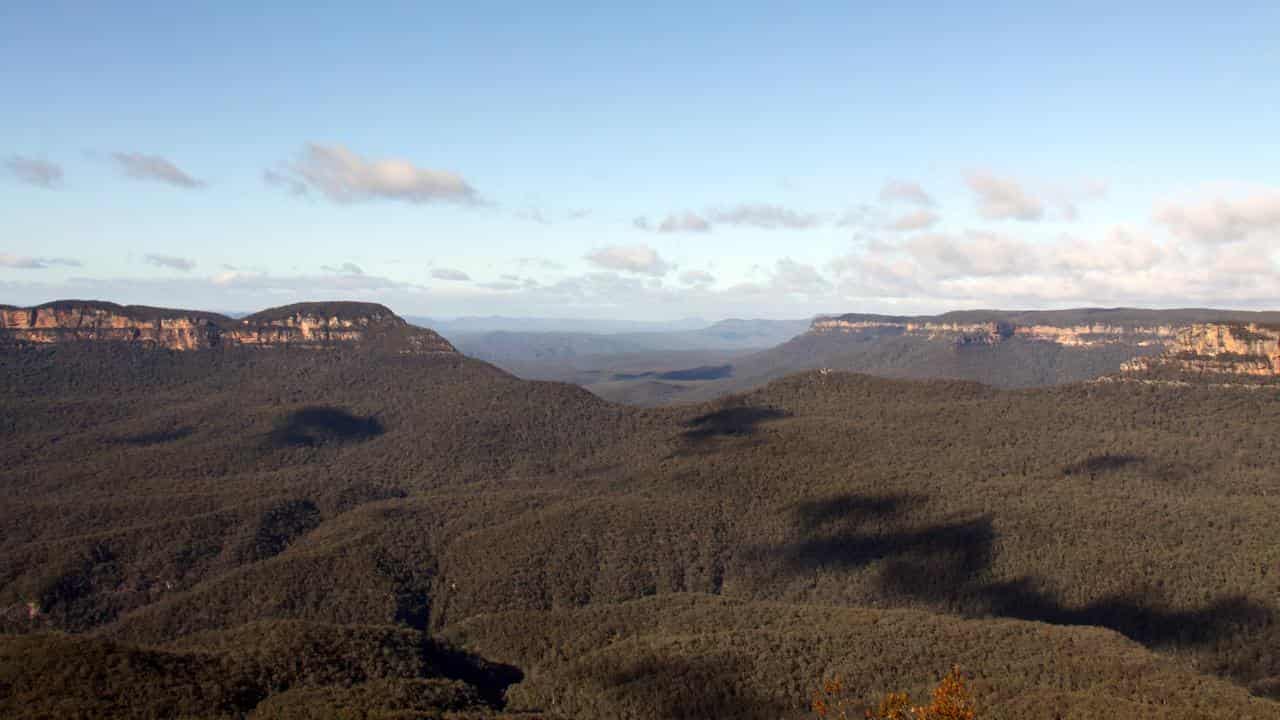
[112,152,204,188]
[584,244,671,276]
[209,269,409,293]
[887,209,940,231]
[836,203,883,231]
[263,169,308,196]
[821,220,1280,309]
[4,156,63,188]
[0,254,81,269]
[770,258,829,294]
[907,230,1039,278]
[1155,187,1280,244]
[637,205,822,232]
[320,262,365,276]
[1051,226,1165,273]
[1050,179,1108,221]
[879,179,934,206]
[144,254,196,272]
[708,204,821,230]
[431,267,471,282]
[966,171,1044,221]
[657,211,712,233]
[277,143,476,204]
[479,274,539,291]
[515,257,565,271]
[679,269,715,286]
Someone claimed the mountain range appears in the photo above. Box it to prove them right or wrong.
[1,300,1279,718]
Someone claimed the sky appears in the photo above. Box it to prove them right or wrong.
[3,1,1280,320]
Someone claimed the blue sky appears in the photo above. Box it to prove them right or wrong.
[3,1,1279,319]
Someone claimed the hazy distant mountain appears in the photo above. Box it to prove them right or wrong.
[444,318,810,404]
[407,315,713,336]
[662,306,1280,403]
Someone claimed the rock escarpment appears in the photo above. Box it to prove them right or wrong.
[0,300,456,354]
[1121,323,1280,378]
[812,316,1178,349]
[811,309,1280,379]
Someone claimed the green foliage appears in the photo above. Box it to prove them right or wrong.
[2,345,1280,717]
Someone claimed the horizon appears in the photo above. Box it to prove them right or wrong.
[4,2,1280,319]
[10,296,1280,327]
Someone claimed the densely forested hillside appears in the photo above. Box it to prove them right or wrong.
[2,342,1279,718]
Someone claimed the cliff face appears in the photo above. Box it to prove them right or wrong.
[0,302,227,350]
[0,301,456,354]
[1121,323,1280,377]
[811,317,1177,348]
[810,312,1280,379]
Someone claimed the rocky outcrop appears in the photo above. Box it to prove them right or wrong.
[1121,323,1280,377]
[811,316,1178,349]
[810,310,1280,379]
[0,300,456,354]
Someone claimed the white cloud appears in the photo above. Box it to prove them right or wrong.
[112,152,204,189]
[277,143,476,204]
[1050,179,1108,221]
[515,257,566,271]
[966,171,1044,221]
[321,262,365,275]
[708,204,821,230]
[637,204,822,232]
[144,254,196,272]
[656,211,712,233]
[770,258,829,294]
[1155,187,1280,244]
[906,231,1038,278]
[0,254,81,269]
[431,267,471,282]
[1050,226,1165,273]
[879,179,934,206]
[209,269,410,293]
[584,244,671,276]
[887,209,940,231]
[679,269,715,286]
[4,156,63,188]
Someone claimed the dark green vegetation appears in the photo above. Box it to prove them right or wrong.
[2,339,1280,718]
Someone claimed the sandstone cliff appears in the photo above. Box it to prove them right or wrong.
[811,316,1178,348]
[810,309,1280,379]
[1120,323,1280,377]
[0,300,456,354]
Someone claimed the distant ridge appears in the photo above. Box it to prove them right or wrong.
[821,307,1280,327]
[0,299,456,353]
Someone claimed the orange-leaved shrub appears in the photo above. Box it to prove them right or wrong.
[813,666,976,720]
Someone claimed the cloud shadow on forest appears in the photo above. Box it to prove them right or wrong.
[770,491,1273,660]
[682,406,789,442]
